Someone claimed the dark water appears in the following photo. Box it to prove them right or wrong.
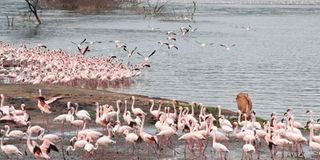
[1,1,320,122]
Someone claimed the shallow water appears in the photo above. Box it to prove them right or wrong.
[1,1,320,122]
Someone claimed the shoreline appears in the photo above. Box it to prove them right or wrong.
[0,84,238,119]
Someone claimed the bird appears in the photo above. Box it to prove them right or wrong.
[123,129,141,155]
[85,40,102,45]
[74,103,91,121]
[136,50,156,61]
[114,41,127,48]
[220,44,236,51]
[67,137,88,155]
[139,115,159,158]
[36,90,63,126]
[2,125,26,139]
[188,25,198,32]
[26,133,58,159]
[164,44,178,50]
[37,43,47,48]
[130,96,145,117]
[211,131,229,159]
[71,38,87,48]
[166,31,176,36]
[123,47,138,57]
[0,135,23,159]
[77,46,90,55]
[195,40,214,47]
[180,27,190,35]
[166,36,176,41]
[242,143,255,160]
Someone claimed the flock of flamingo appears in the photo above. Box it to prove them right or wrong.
[0,41,150,89]
[0,89,320,160]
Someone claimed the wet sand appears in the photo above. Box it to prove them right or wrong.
[0,84,315,159]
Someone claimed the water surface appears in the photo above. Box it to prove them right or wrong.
[1,1,320,122]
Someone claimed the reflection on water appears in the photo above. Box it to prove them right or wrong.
[1,1,320,121]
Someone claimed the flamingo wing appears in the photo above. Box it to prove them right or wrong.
[47,143,59,153]
[45,95,63,105]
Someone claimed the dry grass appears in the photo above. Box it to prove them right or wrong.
[39,0,139,11]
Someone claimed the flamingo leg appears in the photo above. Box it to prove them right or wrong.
[153,144,159,159]
[274,145,277,160]
[280,146,284,159]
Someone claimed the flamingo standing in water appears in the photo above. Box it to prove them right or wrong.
[307,122,320,159]
[131,96,145,116]
[0,135,23,159]
[211,130,229,160]
[36,89,63,127]
[123,129,141,156]
[139,115,159,159]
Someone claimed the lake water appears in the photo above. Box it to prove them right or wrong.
[1,1,320,122]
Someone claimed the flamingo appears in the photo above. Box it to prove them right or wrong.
[27,122,45,137]
[36,90,63,127]
[211,130,229,160]
[53,106,72,137]
[149,99,160,119]
[272,132,292,159]
[67,137,88,155]
[2,125,26,139]
[131,96,145,116]
[0,135,23,159]
[74,103,91,121]
[123,129,141,155]
[308,123,320,159]
[139,115,159,158]
[242,142,255,160]
[38,131,61,143]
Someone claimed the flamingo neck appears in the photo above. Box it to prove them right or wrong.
[173,102,176,114]
[191,104,194,116]
[212,131,216,143]
[178,108,182,120]
[75,104,79,114]
[131,98,135,111]
[218,106,221,117]
[310,125,314,145]
[82,122,87,130]
[0,95,3,108]
[124,101,127,114]
[244,115,248,128]
[149,101,154,112]
[140,116,145,133]
[237,112,241,124]
[3,126,9,137]
[95,105,99,121]
[158,103,162,111]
